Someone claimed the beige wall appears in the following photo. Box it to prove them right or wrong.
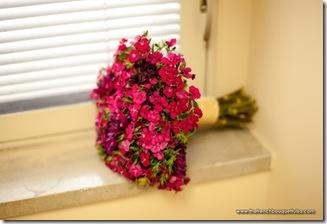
[180,0,206,94]
[246,0,323,217]
[207,0,253,97]
[15,0,323,220]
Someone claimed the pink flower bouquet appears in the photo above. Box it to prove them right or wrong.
[91,32,202,191]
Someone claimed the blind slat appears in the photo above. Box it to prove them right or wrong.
[0,84,95,103]
[0,0,82,9]
[0,43,113,65]
[0,64,105,85]
[0,1,104,20]
[0,36,180,65]
[0,41,180,75]
[0,14,180,43]
[0,25,180,54]
[0,0,178,20]
[0,53,110,76]
[0,75,96,95]
[0,3,179,32]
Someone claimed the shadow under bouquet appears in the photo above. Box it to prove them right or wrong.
[91,32,258,192]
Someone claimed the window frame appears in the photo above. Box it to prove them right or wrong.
[0,0,206,145]
[0,101,95,144]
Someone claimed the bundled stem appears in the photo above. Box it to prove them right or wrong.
[216,88,258,128]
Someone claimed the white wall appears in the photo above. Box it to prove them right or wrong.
[246,0,323,216]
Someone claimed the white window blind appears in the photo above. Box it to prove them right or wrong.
[0,0,180,107]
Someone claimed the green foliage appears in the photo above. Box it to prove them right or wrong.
[118,52,127,61]
[136,177,149,186]
[151,159,160,176]
[96,145,107,161]
[117,133,125,143]
[177,112,189,121]
[217,88,258,128]
[130,144,141,163]
[125,61,133,69]
[163,147,178,174]
[106,156,112,162]
[134,126,141,133]
[159,173,168,185]
[123,96,133,103]
[103,108,110,122]
[174,132,189,144]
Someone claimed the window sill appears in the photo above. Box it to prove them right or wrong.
[0,128,271,219]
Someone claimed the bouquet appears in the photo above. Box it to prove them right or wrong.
[91,32,258,192]
[91,32,202,191]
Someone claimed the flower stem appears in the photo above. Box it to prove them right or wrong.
[216,88,258,128]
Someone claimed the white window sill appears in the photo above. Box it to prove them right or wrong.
[0,128,271,219]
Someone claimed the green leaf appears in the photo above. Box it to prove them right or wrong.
[117,133,125,142]
[159,173,168,185]
[166,156,176,174]
[96,145,107,161]
[125,61,133,69]
[97,145,105,155]
[164,147,176,157]
[174,132,189,144]
[193,100,199,108]
[103,108,110,121]
[123,96,133,103]
[134,126,141,133]
[130,145,138,151]
[136,177,149,186]
[118,52,127,61]
[151,161,160,176]
[177,112,189,121]
[106,156,113,162]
